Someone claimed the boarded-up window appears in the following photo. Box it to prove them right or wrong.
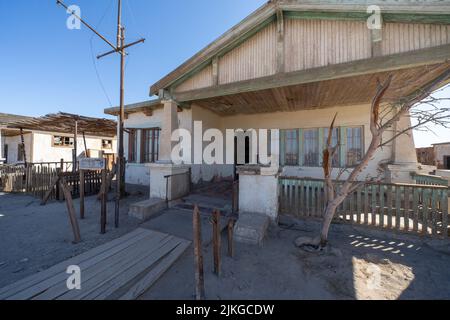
[303,129,319,167]
[346,127,363,166]
[284,129,299,166]
[141,128,160,163]
[128,129,138,163]
[323,127,340,167]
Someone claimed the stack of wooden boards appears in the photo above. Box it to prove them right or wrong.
[0,228,190,300]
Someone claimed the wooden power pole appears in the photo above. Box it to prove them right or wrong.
[56,0,145,228]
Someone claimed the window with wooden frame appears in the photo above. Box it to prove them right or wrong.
[323,127,340,167]
[303,129,319,167]
[283,129,299,166]
[53,136,74,147]
[17,144,25,162]
[102,139,113,149]
[141,128,160,163]
[128,129,138,163]
[346,126,364,167]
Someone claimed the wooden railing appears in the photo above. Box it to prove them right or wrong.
[279,177,449,238]
[0,161,102,201]
[412,173,449,187]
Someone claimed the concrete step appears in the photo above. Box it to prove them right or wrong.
[234,212,270,246]
[129,198,167,222]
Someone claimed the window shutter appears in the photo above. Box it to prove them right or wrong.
[280,130,285,166]
[340,127,347,168]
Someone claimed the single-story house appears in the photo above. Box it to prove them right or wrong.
[105,0,450,220]
[0,112,117,166]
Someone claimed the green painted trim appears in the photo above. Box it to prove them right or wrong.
[298,128,304,166]
[285,11,450,25]
[339,126,347,168]
[285,11,369,22]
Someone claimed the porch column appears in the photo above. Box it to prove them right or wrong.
[386,112,420,183]
[159,99,178,162]
[148,99,190,201]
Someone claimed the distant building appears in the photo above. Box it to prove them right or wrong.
[0,112,117,166]
[416,147,435,166]
[433,142,450,170]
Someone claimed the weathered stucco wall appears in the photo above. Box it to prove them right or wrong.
[31,131,116,163]
[435,144,450,169]
[4,134,32,164]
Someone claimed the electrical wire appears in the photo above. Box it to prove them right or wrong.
[89,0,115,107]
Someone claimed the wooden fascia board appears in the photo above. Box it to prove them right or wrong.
[173,43,450,102]
[149,3,277,95]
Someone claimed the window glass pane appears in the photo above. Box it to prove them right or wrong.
[347,127,363,166]
[303,129,319,166]
[284,129,298,166]
[323,127,340,167]
[128,130,137,163]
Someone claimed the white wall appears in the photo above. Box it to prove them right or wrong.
[31,131,117,163]
[4,131,116,164]
[4,133,32,164]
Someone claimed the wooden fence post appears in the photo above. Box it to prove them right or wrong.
[227,218,236,258]
[80,169,85,219]
[193,205,205,300]
[60,179,81,244]
[100,164,107,234]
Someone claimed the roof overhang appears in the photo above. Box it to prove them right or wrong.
[104,99,163,116]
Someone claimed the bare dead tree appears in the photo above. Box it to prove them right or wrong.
[297,70,450,250]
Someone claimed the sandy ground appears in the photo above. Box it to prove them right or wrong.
[1,188,450,300]
[140,215,450,300]
[0,186,147,288]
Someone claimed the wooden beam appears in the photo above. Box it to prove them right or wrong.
[212,56,219,86]
[173,44,450,102]
[142,109,153,117]
[276,9,285,74]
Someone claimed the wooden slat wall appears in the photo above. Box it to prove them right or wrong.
[172,19,450,93]
[285,19,372,73]
[381,23,450,56]
[279,177,450,238]
[175,64,213,93]
[218,22,277,85]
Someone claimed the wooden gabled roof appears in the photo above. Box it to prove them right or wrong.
[150,0,450,96]
[6,112,117,137]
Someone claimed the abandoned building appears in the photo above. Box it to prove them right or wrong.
[0,112,117,166]
[104,0,450,223]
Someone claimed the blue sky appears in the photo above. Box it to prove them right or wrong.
[0,0,448,147]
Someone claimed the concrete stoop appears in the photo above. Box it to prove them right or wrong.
[234,212,270,246]
[129,198,168,221]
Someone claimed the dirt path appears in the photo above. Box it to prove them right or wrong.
[0,187,147,288]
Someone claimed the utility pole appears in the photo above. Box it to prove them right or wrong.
[57,0,145,228]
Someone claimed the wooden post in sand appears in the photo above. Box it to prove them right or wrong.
[212,209,221,276]
[100,163,107,234]
[80,169,85,219]
[193,205,205,300]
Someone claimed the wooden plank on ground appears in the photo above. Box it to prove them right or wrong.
[117,240,191,300]
[0,228,149,299]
